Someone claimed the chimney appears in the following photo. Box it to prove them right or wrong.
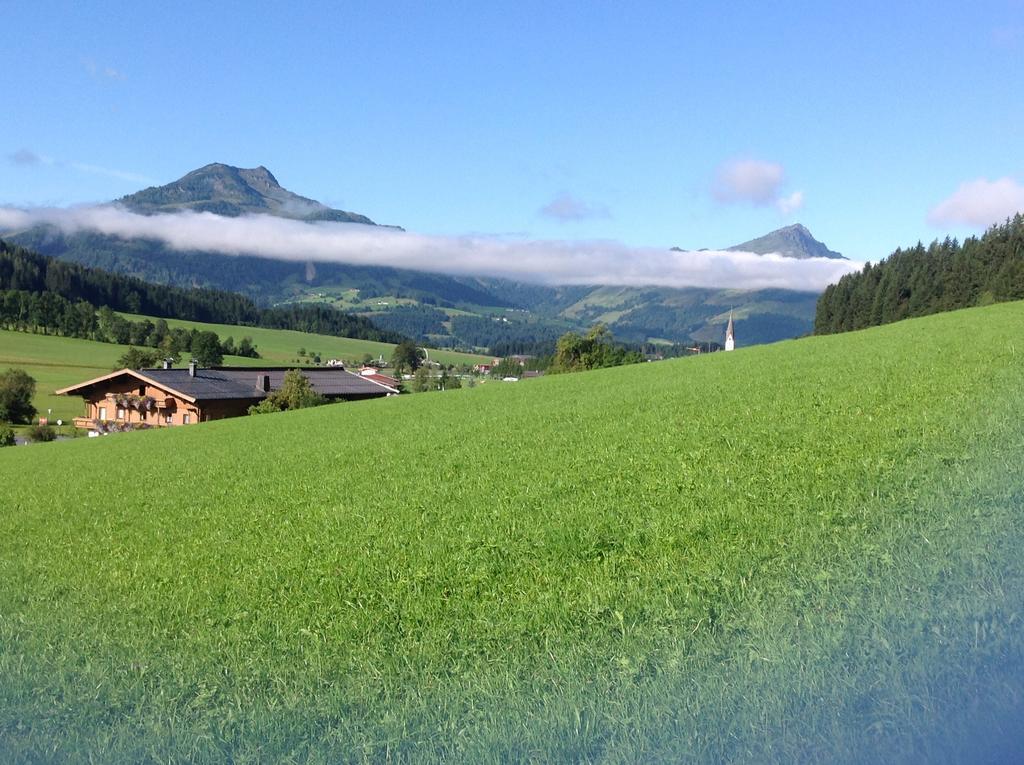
[163,358,173,370]
[257,373,270,392]
[188,359,198,377]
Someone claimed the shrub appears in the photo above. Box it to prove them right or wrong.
[0,424,15,447]
[248,370,324,415]
[248,399,283,416]
[0,368,37,424]
[26,424,56,442]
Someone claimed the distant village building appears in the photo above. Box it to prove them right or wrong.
[725,312,736,352]
[358,366,403,388]
[57,362,399,435]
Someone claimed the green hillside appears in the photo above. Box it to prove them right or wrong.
[115,313,489,367]
[2,302,1023,761]
[0,331,134,423]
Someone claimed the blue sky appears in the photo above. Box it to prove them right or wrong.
[2,0,1023,263]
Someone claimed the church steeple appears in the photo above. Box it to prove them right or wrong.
[724,311,735,352]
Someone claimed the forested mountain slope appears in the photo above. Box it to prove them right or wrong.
[0,240,405,343]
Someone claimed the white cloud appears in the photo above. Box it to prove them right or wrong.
[539,192,610,222]
[712,157,805,215]
[0,205,862,292]
[713,158,785,205]
[928,177,1024,228]
[776,190,805,215]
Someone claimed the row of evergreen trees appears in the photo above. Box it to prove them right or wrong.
[815,215,1024,334]
[0,240,407,343]
[0,239,257,323]
[0,292,258,365]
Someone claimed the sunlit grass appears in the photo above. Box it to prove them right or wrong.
[1,302,1023,762]
[116,312,490,366]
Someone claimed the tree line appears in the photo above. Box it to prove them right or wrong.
[0,291,258,365]
[0,240,407,342]
[449,314,566,355]
[366,305,449,340]
[814,215,1024,335]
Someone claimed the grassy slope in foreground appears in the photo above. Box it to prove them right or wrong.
[117,312,490,367]
[2,302,1024,762]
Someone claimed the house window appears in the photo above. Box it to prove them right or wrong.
[98,406,107,420]
[183,413,191,425]
[117,407,126,420]
[165,414,172,425]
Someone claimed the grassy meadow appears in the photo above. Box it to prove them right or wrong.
[2,302,1024,761]
[0,330,138,424]
[117,312,490,367]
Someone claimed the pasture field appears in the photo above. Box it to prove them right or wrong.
[2,302,1024,762]
[117,312,490,367]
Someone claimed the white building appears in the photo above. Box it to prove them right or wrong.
[724,312,735,352]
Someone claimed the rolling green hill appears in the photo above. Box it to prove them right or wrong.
[3,290,1022,761]
[114,313,489,367]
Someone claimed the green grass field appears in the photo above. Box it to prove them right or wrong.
[2,302,1024,762]
[0,331,135,424]
[117,313,489,367]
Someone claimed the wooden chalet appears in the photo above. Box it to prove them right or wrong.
[56,361,399,433]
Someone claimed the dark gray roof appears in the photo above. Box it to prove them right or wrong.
[139,367,396,401]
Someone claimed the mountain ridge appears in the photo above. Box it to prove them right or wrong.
[118,162,390,226]
[726,223,845,260]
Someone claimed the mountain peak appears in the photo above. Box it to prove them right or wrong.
[727,223,845,260]
[238,165,280,189]
[117,163,377,225]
